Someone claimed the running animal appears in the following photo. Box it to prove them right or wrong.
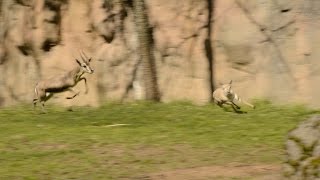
[213,80,255,111]
[33,51,94,112]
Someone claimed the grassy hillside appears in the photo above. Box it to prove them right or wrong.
[0,101,318,179]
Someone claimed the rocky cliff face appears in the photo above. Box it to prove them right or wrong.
[284,115,320,179]
[1,0,320,107]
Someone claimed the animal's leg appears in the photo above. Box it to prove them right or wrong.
[78,77,88,94]
[66,88,80,99]
[230,104,239,112]
[34,92,52,113]
[40,101,47,113]
[242,100,255,109]
[66,93,79,99]
[217,102,223,108]
[214,100,223,108]
[34,88,47,111]
[33,98,38,109]
[233,93,255,109]
[225,101,240,111]
[33,86,39,110]
[237,98,255,109]
[231,101,241,109]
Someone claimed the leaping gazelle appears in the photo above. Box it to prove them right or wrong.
[33,51,94,112]
[213,80,255,111]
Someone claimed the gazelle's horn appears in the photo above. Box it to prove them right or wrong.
[80,50,89,63]
[78,50,87,63]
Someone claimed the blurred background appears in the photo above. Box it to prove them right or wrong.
[0,0,319,107]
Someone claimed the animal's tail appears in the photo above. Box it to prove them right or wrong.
[233,93,255,109]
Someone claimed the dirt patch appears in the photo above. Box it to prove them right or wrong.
[145,163,282,180]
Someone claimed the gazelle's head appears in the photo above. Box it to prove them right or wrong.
[221,80,233,94]
[76,51,94,74]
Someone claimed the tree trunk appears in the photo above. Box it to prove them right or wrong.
[132,0,160,101]
[205,0,215,102]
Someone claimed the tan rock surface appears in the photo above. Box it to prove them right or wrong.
[1,0,320,107]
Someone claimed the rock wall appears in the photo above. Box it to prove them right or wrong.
[284,115,320,179]
[1,0,320,107]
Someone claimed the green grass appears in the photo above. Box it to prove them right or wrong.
[0,100,318,179]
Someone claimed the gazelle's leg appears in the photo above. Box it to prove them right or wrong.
[213,99,223,108]
[78,77,88,94]
[33,98,38,109]
[231,101,241,109]
[225,101,240,111]
[232,93,250,109]
[236,96,255,109]
[40,101,47,113]
[34,89,47,111]
[66,88,80,99]
[33,86,38,110]
[242,100,255,109]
